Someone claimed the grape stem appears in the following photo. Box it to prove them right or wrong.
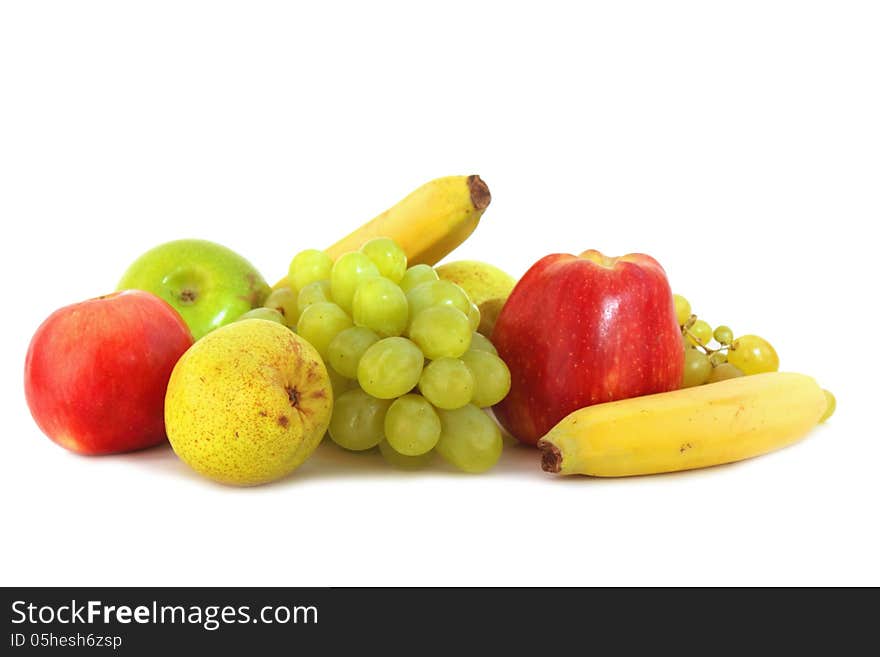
[682,322,731,356]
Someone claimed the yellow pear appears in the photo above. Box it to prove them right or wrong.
[165,319,332,486]
[435,260,516,336]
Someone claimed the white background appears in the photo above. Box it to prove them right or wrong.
[2,1,877,586]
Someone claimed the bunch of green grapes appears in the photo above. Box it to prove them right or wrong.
[674,293,836,422]
[674,293,781,387]
[271,237,510,473]
[675,294,836,421]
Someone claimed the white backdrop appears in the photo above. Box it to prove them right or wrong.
[2,1,877,586]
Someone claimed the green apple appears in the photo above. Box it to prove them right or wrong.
[118,239,270,340]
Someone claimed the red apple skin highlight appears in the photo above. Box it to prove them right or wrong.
[24,290,194,455]
[491,251,684,446]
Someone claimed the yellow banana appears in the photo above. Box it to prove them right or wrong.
[274,175,491,289]
[537,372,827,477]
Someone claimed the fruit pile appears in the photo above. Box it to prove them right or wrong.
[23,173,836,487]
[258,238,510,473]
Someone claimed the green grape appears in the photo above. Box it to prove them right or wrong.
[237,307,285,325]
[330,251,380,313]
[361,237,407,283]
[727,334,779,375]
[289,249,333,291]
[296,301,353,359]
[328,388,391,451]
[467,303,481,332]
[263,287,300,327]
[686,319,713,348]
[409,306,472,359]
[709,351,728,366]
[378,439,434,470]
[418,358,474,410]
[327,326,380,379]
[406,280,471,321]
[384,394,442,455]
[707,362,744,383]
[297,279,332,316]
[399,264,439,294]
[673,294,692,326]
[460,350,511,407]
[820,390,836,423]
[682,348,712,387]
[468,332,498,355]
[327,366,353,399]
[357,336,424,399]
[714,325,734,345]
[352,276,409,337]
[435,405,503,473]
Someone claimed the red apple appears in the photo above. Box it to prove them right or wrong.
[24,290,193,455]
[492,250,683,445]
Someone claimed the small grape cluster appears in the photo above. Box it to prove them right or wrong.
[240,238,510,473]
[675,294,836,421]
[673,294,781,388]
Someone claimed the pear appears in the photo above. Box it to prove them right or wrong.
[435,260,517,337]
[165,319,332,486]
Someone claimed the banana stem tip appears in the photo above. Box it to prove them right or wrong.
[538,440,562,473]
[467,175,491,211]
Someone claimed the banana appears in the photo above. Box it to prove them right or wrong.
[537,372,827,477]
[274,175,491,290]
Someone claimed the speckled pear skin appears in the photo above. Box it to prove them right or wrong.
[165,319,332,486]
[435,260,516,336]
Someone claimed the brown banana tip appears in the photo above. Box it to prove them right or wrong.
[538,439,562,474]
[467,175,491,211]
